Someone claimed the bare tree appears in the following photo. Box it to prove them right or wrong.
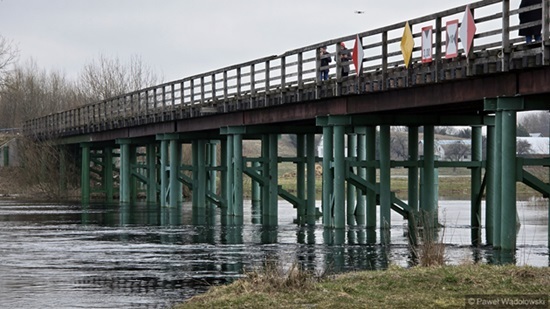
[444,142,470,162]
[78,54,160,102]
[0,60,83,127]
[517,140,532,156]
[0,35,19,86]
[518,111,549,137]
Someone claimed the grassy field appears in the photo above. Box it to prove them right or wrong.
[176,264,550,308]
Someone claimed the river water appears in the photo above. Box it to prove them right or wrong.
[0,198,547,308]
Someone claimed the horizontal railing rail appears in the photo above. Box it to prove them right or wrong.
[23,0,550,140]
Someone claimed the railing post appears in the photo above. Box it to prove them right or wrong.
[502,0,511,72]
[265,59,271,105]
[236,67,241,109]
[280,56,286,104]
[335,42,342,96]
[315,47,321,99]
[297,52,303,102]
[223,71,228,112]
[543,0,550,64]
[435,17,442,82]
[382,31,388,91]
[250,64,256,108]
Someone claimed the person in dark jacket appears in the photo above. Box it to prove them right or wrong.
[337,42,351,77]
[519,0,542,43]
[319,46,331,81]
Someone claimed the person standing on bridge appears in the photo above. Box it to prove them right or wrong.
[337,42,351,77]
[519,0,542,43]
[319,46,332,81]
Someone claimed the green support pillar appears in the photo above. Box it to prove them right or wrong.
[81,143,91,205]
[222,136,233,219]
[2,145,8,167]
[129,145,138,204]
[169,138,182,207]
[356,128,367,226]
[379,126,391,235]
[493,112,503,248]
[208,141,218,224]
[408,126,419,213]
[306,133,317,224]
[251,160,261,222]
[193,140,207,220]
[347,133,357,226]
[422,125,437,228]
[486,125,495,245]
[366,126,377,230]
[322,125,334,227]
[263,134,278,226]
[119,141,131,204]
[261,134,269,220]
[499,100,519,251]
[233,132,244,224]
[333,125,346,229]
[146,144,157,204]
[297,134,306,220]
[102,147,114,203]
[58,147,67,199]
[471,126,483,246]
[159,139,169,207]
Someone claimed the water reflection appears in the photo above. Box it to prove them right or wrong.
[0,199,547,308]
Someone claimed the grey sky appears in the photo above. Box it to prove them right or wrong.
[0,0,519,83]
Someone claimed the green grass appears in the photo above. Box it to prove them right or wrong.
[176,264,550,309]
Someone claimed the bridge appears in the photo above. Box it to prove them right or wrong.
[18,0,550,253]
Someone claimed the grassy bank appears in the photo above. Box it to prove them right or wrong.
[176,264,550,308]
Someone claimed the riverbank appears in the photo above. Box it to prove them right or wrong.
[176,264,550,308]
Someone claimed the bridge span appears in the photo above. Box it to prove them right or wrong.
[19,0,550,253]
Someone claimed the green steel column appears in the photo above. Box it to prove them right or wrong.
[322,125,334,227]
[306,133,316,224]
[347,133,357,226]
[485,125,495,245]
[366,126,377,229]
[129,145,138,204]
[160,139,169,207]
[471,126,483,246]
[169,138,182,207]
[221,136,233,219]
[251,160,261,217]
[493,112,503,248]
[146,144,157,204]
[380,126,391,241]
[104,146,114,203]
[264,134,279,226]
[58,147,67,198]
[261,134,269,220]
[207,141,217,225]
[408,126,419,213]
[2,145,8,167]
[193,140,207,219]
[81,143,91,205]
[297,134,306,219]
[500,107,518,251]
[233,133,244,224]
[119,141,131,204]
[356,128,367,226]
[333,125,346,229]
[422,125,437,228]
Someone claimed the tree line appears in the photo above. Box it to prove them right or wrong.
[0,35,160,129]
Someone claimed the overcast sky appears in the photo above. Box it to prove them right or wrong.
[0,0,521,83]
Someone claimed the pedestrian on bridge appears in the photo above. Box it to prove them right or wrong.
[519,0,542,43]
[337,42,351,77]
[319,46,332,80]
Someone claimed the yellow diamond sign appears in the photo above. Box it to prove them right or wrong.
[401,21,414,68]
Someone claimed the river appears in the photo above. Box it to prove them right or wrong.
[0,198,547,308]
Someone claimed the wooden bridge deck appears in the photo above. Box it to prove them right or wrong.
[23,0,550,141]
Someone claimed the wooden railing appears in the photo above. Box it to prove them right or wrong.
[23,0,550,139]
